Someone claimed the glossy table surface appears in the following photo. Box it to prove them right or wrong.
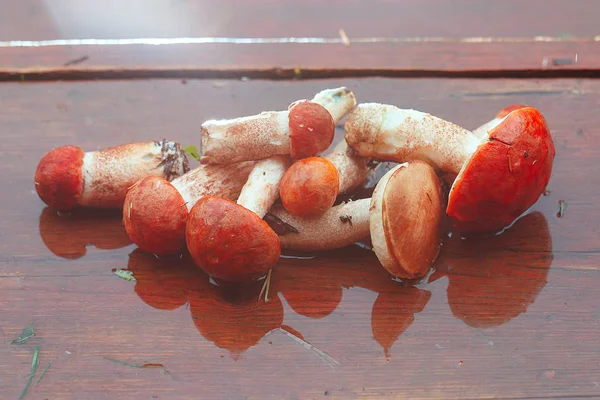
[1,2,600,399]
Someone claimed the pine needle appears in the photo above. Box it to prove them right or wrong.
[19,346,40,400]
[258,269,272,302]
[35,361,53,387]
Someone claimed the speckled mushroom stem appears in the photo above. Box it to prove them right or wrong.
[35,139,189,210]
[174,161,256,211]
[237,155,291,217]
[325,140,374,194]
[80,140,188,207]
[344,103,481,176]
[268,198,371,251]
[200,87,355,164]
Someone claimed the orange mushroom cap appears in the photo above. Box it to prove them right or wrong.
[123,176,188,256]
[279,157,339,218]
[447,106,555,233]
[186,196,281,283]
[34,145,85,211]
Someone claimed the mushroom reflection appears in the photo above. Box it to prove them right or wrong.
[39,207,131,259]
[270,252,344,319]
[187,278,284,359]
[127,248,284,358]
[431,211,552,328]
[127,249,204,310]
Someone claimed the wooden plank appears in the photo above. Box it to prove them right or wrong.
[1,78,599,399]
[2,0,599,41]
[1,39,599,80]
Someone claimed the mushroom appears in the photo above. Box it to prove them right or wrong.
[278,140,375,217]
[200,87,355,164]
[344,103,555,233]
[278,156,339,218]
[267,160,444,280]
[185,155,290,283]
[472,104,528,138]
[34,139,189,211]
[186,88,357,282]
[123,161,255,256]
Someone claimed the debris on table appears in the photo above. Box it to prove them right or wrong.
[112,269,136,282]
[11,325,35,345]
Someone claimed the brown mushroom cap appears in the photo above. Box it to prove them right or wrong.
[447,106,555,233]
[34,145,85,211]
[279,157,340,218]
[186,196,281,283]
[123,176,188,256]
[288,100,335,160]
[369,161,443,280]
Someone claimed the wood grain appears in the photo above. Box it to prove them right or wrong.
[1,0,598,41]
[1,78,599,399]
[2,40,599,80]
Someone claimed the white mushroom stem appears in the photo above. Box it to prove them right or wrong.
[237,155,291,217]
[325,140,374,194]
[80,140,188,207]
[310,87,357,123]
[171,161,256,211]
[344,103,482,176]
[201,87,356,164]
[268,198,371,251]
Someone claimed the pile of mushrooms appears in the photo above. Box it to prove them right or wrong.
[34,87,555,287]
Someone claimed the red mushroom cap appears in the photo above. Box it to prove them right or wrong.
[123,176,188,256]
[279,157,340,217]
[288,100,335,160]
[34,145,85,211]
[447,106,555,233]
[186,196,281,283]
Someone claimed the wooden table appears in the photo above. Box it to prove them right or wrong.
[2,1,599,399]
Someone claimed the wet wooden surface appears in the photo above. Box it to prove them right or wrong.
[1,78,599,399]
[2,1,600,399]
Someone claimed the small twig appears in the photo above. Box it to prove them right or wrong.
[63,55,89,66]
[19,346,40,400]
[278,328,339,369]
[103,357,176,380]
[35,361,53,387]
[338,28,350,46]
[557,200,567,218]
